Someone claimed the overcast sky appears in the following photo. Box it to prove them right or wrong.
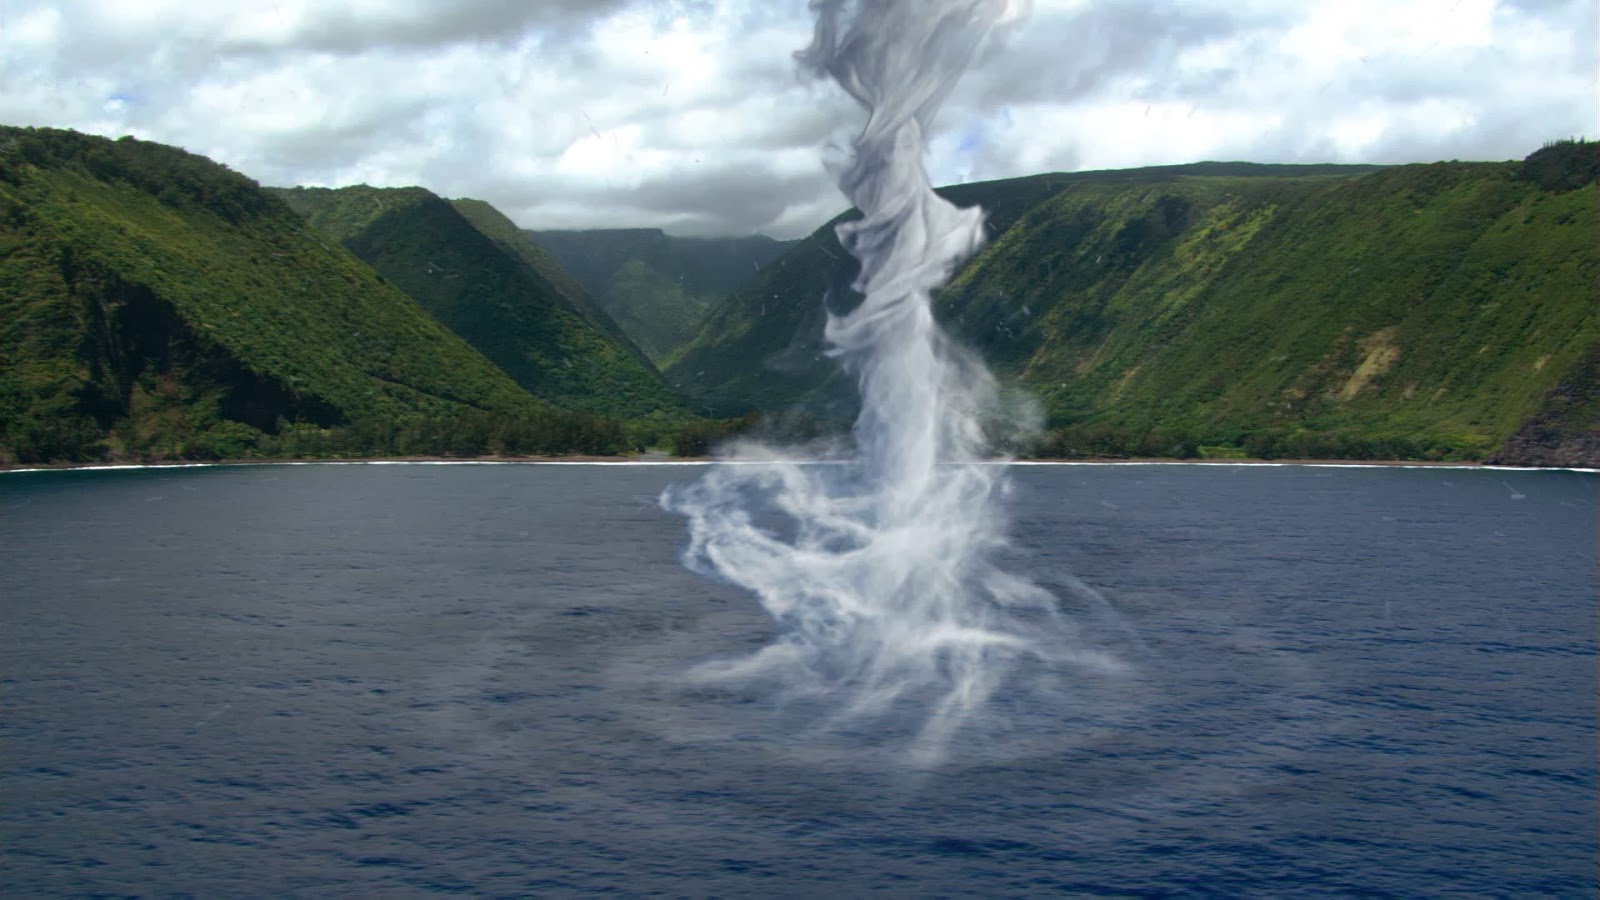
[2,0,1594,238]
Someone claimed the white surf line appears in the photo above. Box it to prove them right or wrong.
[4,459,1594,475]
[0,459,717,474]
[347,459,714,467]
[1006,460,1600,474]
[2,462,224,474]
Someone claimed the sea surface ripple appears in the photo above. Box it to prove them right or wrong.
[1,464,1593,896]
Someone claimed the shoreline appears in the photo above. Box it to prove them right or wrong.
[3,455,1592,475]
[0,454,666,474]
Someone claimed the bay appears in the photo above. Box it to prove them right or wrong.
[1,463,1593,896]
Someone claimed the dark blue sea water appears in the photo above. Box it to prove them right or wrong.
[2,463,1593,897]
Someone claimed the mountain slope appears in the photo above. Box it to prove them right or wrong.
[938,149,1598,460]
[272,186,684,421]
[527,228,796,364]
[0,127,599,464]
[446,198,632,351]
[1488,342,1600,467]
[664,151,1595,463]
[664,167,1376,416]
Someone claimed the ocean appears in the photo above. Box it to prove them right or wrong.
[2,462,1593,896]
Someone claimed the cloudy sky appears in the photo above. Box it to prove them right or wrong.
[1,0,1593,237]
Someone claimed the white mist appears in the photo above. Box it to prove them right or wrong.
[663,0,1118,766]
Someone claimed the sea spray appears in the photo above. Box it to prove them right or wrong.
[663,0,1118,766]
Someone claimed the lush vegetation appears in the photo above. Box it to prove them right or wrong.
[1518,137,1600,193]
[5,126,1592,467]
[271,186,686,424]
[0,127,630,464]
[666,412,764,457]
[254,407,628,460]
[662,169,1248,416]
[1488,342,1600,467]
[946,154,1598,463]
[529,228,794,364]
[667,154,1598,464]
[448,199,632,352]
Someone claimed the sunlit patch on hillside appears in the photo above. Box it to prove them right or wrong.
[1339,327,1401,401]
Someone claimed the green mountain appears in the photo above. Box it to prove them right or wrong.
[271,186,684,423]
[527,228,796,364]
[446,199,629,352]
[0,126,626,465]
[942,146,1598,462]
[5,126,1591,467]
[1489,341,1600,467]
[666,150,1598,464]
[664,167,1362,416]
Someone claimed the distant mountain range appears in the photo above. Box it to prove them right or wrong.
[269,185,682,422]
[527,228,794,365]
[1,125,1594,466]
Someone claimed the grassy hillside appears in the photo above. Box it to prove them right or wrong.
[943,148,1598,461]
[666,152,1597,463]
[272,186,685,422]
[665,167,1371,416]
[447,199,633,352]
[0,127,626,464]
[1489,342,1600,467]
[528,228,796,364]
[6,126,1589,466]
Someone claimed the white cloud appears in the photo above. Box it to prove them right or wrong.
[0,0,1592,238]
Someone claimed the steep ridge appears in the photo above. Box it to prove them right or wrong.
[1489,342,1600,467]
[939,147,1598,460]
[272,186,684,422]
[5,126,1589,466]
[666,165,1380,417]
[0,127,593,464]
[446,199,631,352]
[665,150,1596,462]
[527,228,796,364]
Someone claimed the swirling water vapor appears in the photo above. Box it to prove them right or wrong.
[663,0,1119,766]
